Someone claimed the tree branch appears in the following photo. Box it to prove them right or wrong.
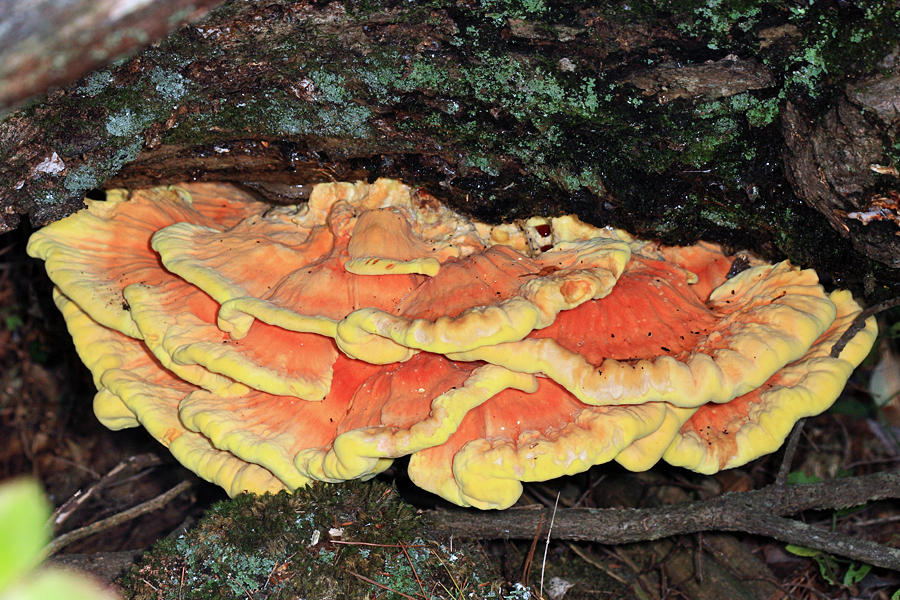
[425,471,900,570]
[830,296,900,358]
[45,480,194,557]
[51,453,163,529]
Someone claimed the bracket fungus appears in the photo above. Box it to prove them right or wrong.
[28,179,877,509]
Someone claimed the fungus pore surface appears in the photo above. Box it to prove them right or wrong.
[27,179,877,509]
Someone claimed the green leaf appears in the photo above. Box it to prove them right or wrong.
[814,555,840,586]
[0,479,51,590]
[1,568,120,600]
[890,588,899,600]
[843,563,871,586]
[3,315,23,332]
[786,471,822,485]
[785,544,820,557]
[785,547,843,585]
[889,321,900,339]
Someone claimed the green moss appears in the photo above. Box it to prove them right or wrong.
[885,140,900,168]
[745,96,780,127]
[305,70,351,104]
[29,58,199,202]
[166,92,376,144]
[463,154,501,176]
[699,206,742,229]
[478,0,548,23]
[675,0,763,50]
[784,2,899,97]
[607,0,898,103]
[120,480,522,600]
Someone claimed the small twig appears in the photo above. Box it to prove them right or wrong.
[844,456,900,469]
[345,570,420,600]
[866,419,900,457]
[598,546,654,600]
[227,573,254,599]
[830,296,900,358]
[400,543,427,599]
[851,514,900,528]
[45,479,193,556]
[694,532,703,584]
[140,578,159,592]
[520,513,545,588]
[566,542,629,587]
[107,467,165,490]
[51,453,163,528]
[431,542,468,599]
[573,473,606,508]
[522,484,556,507]
[330,540,427,548]
[776,420,806,489]
[48,455,101,480]
[263,550,296,591]
[539,492,560,600]
[431,542,465,598]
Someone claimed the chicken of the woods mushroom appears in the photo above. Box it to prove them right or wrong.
[27,179,877,509]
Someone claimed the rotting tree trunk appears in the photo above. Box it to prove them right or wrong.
[1,0,898,295]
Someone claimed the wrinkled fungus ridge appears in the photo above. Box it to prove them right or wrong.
[28,179,877,509]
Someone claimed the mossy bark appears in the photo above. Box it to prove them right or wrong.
[1,0,898,296]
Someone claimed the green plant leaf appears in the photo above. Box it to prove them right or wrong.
[785,546,843,585]
[0,479,50,590]
[1,568,119,600]
[814,554,840,586]
[843,563,871,586]
[3,315,24,332]
[786,471,822,485]
[889,321,900,339]
[785,544,820,557]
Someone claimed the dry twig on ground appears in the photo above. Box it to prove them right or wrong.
[45,480,194,557]
[426,471,900,570]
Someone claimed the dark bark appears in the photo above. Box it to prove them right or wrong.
[782,70,900,267]
[425,471,900,570]
[623,57,774,103]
